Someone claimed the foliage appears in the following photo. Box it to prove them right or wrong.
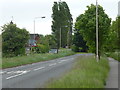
[105,51,120,62]
[2,22,29,57]
[71,45,79,52]
[75,4,111,57]
[32,44,50,53]
[38,34,57,49]
[47,56,109,88]
[104,17,120,52]
[52,1,73,48]
[73,29,88,52]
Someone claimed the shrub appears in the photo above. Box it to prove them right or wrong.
[2,23,29,57]
[71,45,79,52]
[32,44,50,53]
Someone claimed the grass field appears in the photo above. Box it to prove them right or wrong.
[2,49,75,69]
[106,52,120,62]
[47,55,110,88]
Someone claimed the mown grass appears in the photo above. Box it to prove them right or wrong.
[106,52,120,62]
[2,49,75,69]
[47,56,110,88]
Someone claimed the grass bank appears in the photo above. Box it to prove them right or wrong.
[2,49,75,69]
[47,55,110,88]
[106,52,120,62]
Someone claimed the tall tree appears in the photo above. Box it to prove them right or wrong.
[75,4,111,58]
[105,16,120,51]
[51,1,73,48]
[2,22,30,57]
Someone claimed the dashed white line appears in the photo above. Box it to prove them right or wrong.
[58,61,63,63]
[49,63,57,66]
[33,67,45,71]
[6,70,30,80]
[0,71,6,74]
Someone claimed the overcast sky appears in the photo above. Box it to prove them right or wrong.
[0,0,119,35]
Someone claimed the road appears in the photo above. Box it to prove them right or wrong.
[1,53,92,88]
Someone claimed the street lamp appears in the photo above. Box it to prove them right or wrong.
[33,16,45,41]
[96,0,99,62]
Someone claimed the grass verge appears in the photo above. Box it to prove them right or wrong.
[106,52,120,62]
[2,49,75,69]
[46,55,110,88]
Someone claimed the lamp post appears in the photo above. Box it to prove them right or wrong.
[33,16,45,41]
[96,0,99,62]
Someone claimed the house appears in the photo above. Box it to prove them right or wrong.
[28,34,40,47]
[25,34,40,54]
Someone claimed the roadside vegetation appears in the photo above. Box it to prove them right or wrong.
[2,49,75,69]
[106,52,120,62]
[47,55,110,88]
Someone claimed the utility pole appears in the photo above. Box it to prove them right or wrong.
[59,0,62,48]
[96,0,99,62]
[60,27,61,48]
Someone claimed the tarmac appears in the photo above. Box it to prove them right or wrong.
[105,57,119,89]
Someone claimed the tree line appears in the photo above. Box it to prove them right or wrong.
[1,1,120,58]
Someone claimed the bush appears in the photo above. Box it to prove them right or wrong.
[32,44,50,53]
[2,23,29,57]
[71,45,79,52]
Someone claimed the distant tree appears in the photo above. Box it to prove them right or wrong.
[39,34,57,49]
[105,16,120,51]
[73,29,88,52]
[75,4,111,58]
[52,1,73,48]
[2,22,29,57]
[118,16,120,50]
[44,35,57,49]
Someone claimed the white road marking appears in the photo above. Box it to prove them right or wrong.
[7,70,31,74]
[7,71,14,74]
[6,70,30,80]
[63,60,67,61]
[49,63,57,66]
[58,61,63,63]
[58,58,74,63]
[0,71,6,74]
[33,67,45,71]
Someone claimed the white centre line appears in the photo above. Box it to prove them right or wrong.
[58,61,63,63]
[33,67,45,71]
[6,70,30,80]
[49,63,57,66]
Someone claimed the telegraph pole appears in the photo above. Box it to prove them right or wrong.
[96,0,99,62]
[59,0,62,48]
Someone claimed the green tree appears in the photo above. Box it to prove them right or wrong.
[105,16,120,51]
[52,1,73,48]
[118,16,120,50]
[44,35,57,49]
[2,22,29,57]
[73,29,88,52]
[75,4,111,58]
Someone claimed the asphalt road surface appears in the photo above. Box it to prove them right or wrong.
[1,53,92,88]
